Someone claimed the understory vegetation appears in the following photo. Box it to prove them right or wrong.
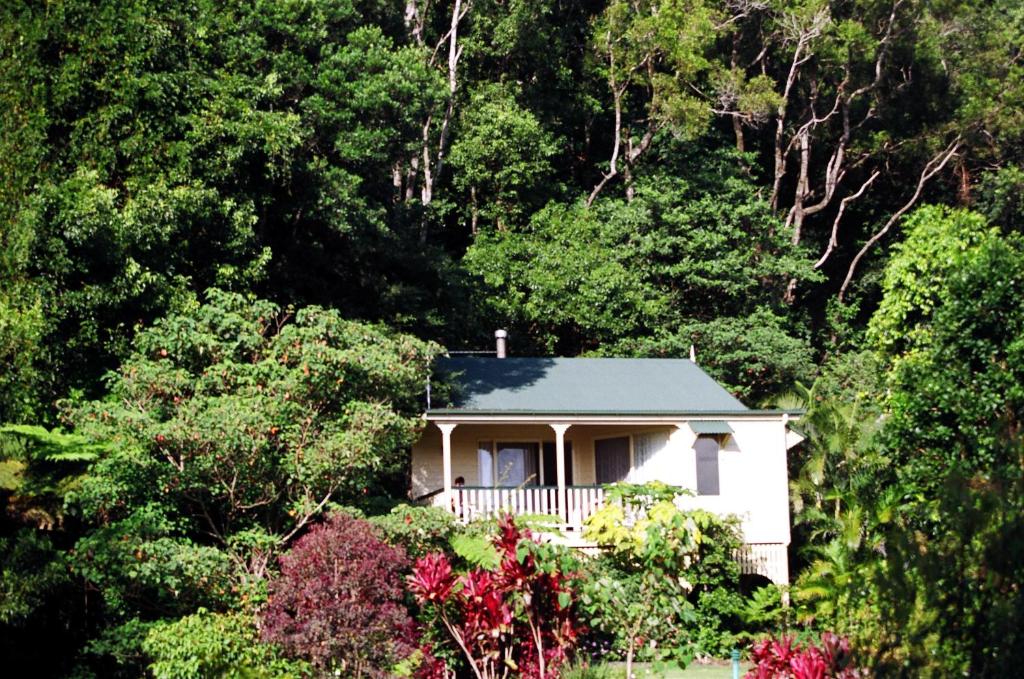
[3,0,1024,676]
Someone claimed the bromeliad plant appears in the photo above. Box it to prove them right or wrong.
[746,632,864,679]
[407,514,581,679]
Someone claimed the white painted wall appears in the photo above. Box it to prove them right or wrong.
[670,420,791,545]
[410,419,792,547]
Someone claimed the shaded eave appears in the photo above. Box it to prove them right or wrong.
[425,408,803,425]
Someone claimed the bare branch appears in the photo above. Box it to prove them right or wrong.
[814,170,881,269]
[770,10,828,209]
[281,489,336,544]
[404,0,430,48]
[839,138,962,300]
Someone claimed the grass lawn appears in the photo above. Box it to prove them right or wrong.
[608,661,749,678]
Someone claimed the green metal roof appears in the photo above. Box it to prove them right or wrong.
[431,357,749,415]
[689,420,734,434]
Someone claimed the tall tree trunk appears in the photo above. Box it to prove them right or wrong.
[411,0,468,245]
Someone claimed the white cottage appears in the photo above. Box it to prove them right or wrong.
[410,337,802,584]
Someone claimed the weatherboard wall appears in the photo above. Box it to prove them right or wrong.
[410,419,791,546]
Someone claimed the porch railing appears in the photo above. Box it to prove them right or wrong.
[451,485,606,531]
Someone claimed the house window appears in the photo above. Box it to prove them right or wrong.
[478,441,540,487]
[477,441,494,487]
[595,436,630,484]
[694,436,720,495]
[632,431,670,483]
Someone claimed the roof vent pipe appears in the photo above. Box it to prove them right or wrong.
[495,329,508,358]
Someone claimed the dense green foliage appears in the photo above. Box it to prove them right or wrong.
[1,293,437,676]
[4,0,1023,423]
[580,484,779,670]
[788,207,1024,675]
[4,0,1024,674]
[143,610,308,679]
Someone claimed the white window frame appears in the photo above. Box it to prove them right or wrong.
[476,439,544,488]
[631,428,672,483]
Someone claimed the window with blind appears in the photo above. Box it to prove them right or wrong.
[694,436,720,495]
[595,436,630,484]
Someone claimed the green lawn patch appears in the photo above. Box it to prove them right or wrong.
[608,661,749,678]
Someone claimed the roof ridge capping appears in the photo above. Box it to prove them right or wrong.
[433,355,771,415]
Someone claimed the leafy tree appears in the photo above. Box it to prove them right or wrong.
[2,0,458,414]
[7,0,278,404]
[70,289,440,584]
[262,512,414,677]
[1,292,440,675]
[465,154,817,400]
[449,84,560,232]
[869,228,1024,673]
[587,0,719,203]
[808,211,1024,674]
[620,308,815,403]
[867,206,995,357]
[581,484,704,672]
[711,0,1024,301]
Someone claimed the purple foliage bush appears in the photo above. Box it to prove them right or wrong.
[262,512,416,676]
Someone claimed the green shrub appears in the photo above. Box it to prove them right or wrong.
[580,483,774,664]
[680,510,745,658]
[143,610,308,679]
[740,585,787,631]
[581,485,702,673]
[368,504,461,562]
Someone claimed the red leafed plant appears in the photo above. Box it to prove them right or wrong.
[746,632,865,679]
[408,514,580,679]
[262,512,416,677]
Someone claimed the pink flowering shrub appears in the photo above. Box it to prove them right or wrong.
[262,512,416,676]
[408,514,581,679]
[746,632,865,679]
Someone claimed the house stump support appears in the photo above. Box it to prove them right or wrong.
[438,423,458,511]
[550,423,571,526]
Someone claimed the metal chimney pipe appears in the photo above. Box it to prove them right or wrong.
[495,329,508,358]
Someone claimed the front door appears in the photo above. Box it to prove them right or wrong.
[541,441,573,486]
[595,436,630,484]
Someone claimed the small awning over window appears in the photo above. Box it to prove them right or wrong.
[689,420,733,435]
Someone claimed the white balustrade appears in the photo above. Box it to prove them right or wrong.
[733,543,790,585]
[451,486,606,530]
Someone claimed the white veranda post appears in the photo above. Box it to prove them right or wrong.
[550,423,571,523]
[439,423,457,510]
